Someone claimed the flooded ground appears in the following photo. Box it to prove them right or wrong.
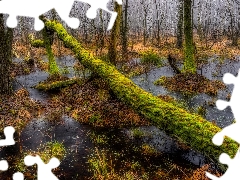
[2,55,236,179]
[131,57,240,128]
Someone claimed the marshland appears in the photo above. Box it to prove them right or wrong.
[0,0,240,179]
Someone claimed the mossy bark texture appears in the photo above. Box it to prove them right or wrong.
[108,2,122,65]
[29,26,60,75]
[183,0,196,73]
[42,18,238,164]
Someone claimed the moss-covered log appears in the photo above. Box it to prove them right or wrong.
[34,77,83,91]
[41,18,238,164]
[29,39,45,48]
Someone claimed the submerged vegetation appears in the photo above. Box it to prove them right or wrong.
[14,141,66,178]
[154,73,226,96]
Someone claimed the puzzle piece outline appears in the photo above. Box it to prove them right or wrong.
[24,155,60,180]
[0,0,122,31]
[206,69,240,179]
[0,126,15,174]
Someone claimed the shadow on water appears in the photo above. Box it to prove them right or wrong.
[3,56,235,178]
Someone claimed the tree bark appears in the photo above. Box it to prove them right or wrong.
[108,2,122,65]
[176,0,183,48]
[122,0,128,60]
[183,0,196,74]
[0,14,13,95]
[30,17,60,76]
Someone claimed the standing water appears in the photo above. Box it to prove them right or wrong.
[1,56,235,179]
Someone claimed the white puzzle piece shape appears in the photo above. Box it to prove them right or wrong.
[206,149,240,180]
[0,126,15,146]
[206,69,240,179]
[78,0,122,30]
[24,155,60,180]
[0,160,8,171]
[0,0,122,31]
[13,172,24,180]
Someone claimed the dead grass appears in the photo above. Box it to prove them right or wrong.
[188,164,222,180]
[13,38,73,60]
[46,78,150,128]
[0,88,45,132]
[155,73,226,96]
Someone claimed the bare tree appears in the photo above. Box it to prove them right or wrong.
[0,14,13,94]
[108,1,122,65]
[183,0,196,74]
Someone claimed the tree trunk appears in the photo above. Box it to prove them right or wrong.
[30,17,60,77]
[42,26,60,76]
[42,18,238,167]
[108,2,122,65]
[0,14,13,95]
[176,0,183,48]
[143,7,147,47]
[183,0,196,74]
[98,9,104,55]
[122,0,128,61]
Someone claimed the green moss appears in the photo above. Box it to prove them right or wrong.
[42,27,60,75]
[132,128,145,138]
[39,141,66,163]
[29,27,60,76]
[140,49,163,67]
[35,77,83,91]
[60,66,70,74]
[154,76,167,85]
[89,132,109,145]
[41,18,238,167]
[89,113,102,124]
[141,144,158,156]
[15,141,66,174]
[31,39,45,48]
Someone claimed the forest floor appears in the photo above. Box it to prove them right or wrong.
[1,37,235,179]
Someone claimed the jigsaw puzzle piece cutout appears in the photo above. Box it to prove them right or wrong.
[212,123,240,145]
[207,69,240,179]
[54,1,80,29]
[213,70,240,146]
[0,0,122,31]
[0,0,51,30]
[222,73,236,85]
[0,126,15,146]
[217,70,240,122]
[0,0,79,30]
[13,172,24,180]
[216,100,230,111]
[206,149,240,180]
[24,155,60,180]
[0,160,8,171]
[77,0,122,30]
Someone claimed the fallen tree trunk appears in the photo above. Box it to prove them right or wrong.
[42,17,238,164]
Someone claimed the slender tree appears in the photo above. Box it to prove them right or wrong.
[0,14,13,95]
[108,1,122,65]
[122,0,129,60]
[183,0,196,74]
[176,0,184,48]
